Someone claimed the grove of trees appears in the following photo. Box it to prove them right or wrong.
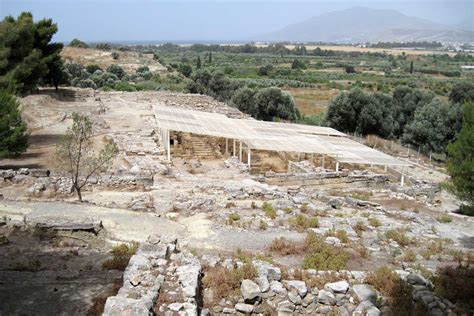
[325,82,473,154]
[0,12,65,157]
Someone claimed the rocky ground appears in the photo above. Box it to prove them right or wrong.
[0,88,473,315]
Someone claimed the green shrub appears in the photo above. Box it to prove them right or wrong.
[368,217,381,227]
[302,246,348,270]
[302,232,348,270]
[385,229,411,247]
[262,202,276,219]
[102,241,139,270]
[289,214,319,232]
[227,213,240,225]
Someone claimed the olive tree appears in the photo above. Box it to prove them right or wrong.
[55,113,117,202]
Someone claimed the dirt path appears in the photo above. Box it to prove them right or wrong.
[0,200,185,242]
[0,201,304,253]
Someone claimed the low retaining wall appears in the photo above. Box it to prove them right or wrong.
[261,171,388,187]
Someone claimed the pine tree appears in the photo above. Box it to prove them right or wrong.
[410,61,414,74]
[208,51,212,64]
[0,91,29,158]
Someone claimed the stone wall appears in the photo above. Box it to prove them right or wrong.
[261,171,388,187]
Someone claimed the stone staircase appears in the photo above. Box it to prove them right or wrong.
[172,135,222,159]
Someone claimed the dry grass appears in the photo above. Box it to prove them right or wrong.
[268,237,300,256]
[202,263,257,306]
[403,249,417,262]
[102,241,139,271]
[433,265,474,312]
[353,221,367,237]
[385,229,412,247]
[225,201,237,208]
[289,214,319,232]
[365,266,414,315]
[368,217,382,227]
[284,87,338,116]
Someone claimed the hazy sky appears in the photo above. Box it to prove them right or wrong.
[1,0,472,42]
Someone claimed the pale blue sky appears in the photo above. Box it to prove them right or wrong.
[1,0,472,42]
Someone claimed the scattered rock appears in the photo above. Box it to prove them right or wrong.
[325,280,349,294]
[241,279,261,303]
[353,284,377,304]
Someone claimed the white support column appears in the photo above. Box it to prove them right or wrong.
[233,139,236,157]
[384,165,388,172]
[225,138,228,154]
[166,130,171,161]
[239,141,242,161]
[400,167,405,187]
[247,145,251,168]
[336,161,339,172]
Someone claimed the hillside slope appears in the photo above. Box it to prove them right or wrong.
[259,7,473,43]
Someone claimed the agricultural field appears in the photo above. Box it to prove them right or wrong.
[125,43,473,116]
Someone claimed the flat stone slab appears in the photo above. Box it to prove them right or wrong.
[25,213,102,233]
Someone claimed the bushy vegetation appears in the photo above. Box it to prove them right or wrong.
[432,265,474,312]
[261,202,277,219]
[365,266,414,315]
[202,263,257,304]
[289,214,319,232]
[326,85,463,154]
[102,241,139,270]
[0,91,29,158]
[302,232,348,270]
[447,102,474,214]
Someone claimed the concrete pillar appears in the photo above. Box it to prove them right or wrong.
[322,155,325,168]
[166,130,171,161]
[225,138,228,154]
[400,167,405,187]
[239,141,242,161]
[336,161,339,172]
[384,165,388,172]
[247,145,251,168]
[233,139,236,157]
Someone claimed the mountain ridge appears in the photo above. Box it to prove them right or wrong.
[258,7,473,43]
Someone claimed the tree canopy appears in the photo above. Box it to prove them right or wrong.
[0,91,29,158]
[0,12,63,94]
[447,102,474,211]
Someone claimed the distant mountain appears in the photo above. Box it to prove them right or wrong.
[259,7,474,43]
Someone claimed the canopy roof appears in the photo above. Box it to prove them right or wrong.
[153,105,409,166]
